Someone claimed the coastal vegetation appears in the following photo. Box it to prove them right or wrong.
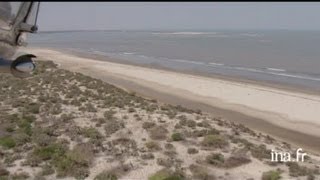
[0,60,319,179]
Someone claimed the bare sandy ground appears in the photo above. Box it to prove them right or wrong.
[20,47,320,152]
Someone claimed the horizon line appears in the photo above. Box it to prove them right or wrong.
[38,28,320,33]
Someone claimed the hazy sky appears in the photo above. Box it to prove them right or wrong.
[37,2,320,31]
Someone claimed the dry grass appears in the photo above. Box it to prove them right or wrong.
[187,148,199,154]
[189,164,216,180]
[206,153,225,167]
[145,141,162,152]
[201,135,229,149]
[148,125,168,140]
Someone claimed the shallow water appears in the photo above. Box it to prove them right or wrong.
[28,30,320,91]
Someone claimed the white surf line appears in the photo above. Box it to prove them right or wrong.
[266,67,286,72]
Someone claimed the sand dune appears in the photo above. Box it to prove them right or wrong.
[22,47,320,139]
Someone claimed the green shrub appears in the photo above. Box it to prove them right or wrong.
[171,132,184,141]
[0,136,16,149]
[33,143,66,161]
[53,144,94,179]
[94,171,118,180]
[261,170,281,180]
[149,169,184,180]
[17,119,32,136]
[13,132,31,146]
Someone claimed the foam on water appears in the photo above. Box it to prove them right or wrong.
[267,72,320,82]
[208,62,225,66]
[232,67,266,73]
[152,31,218,35]
[91,50,109,56]
[171,59,205,65]
[266,68,286,72]
[239,33,263,37]
[122,52,135,55]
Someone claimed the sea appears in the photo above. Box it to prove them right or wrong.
[27,30,320,91]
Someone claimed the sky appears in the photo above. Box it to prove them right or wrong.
[37,2,320,31]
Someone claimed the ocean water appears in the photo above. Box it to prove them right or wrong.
[28,30,320,91]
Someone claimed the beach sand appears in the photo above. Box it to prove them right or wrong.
[21,47,320,154]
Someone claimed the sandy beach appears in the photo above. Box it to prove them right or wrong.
[21,47,320,153]
[2,47,320,179]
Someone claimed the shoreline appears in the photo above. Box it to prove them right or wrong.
[42,46,320,97]
[21,47,320,154]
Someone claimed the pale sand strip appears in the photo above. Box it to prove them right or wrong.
[21,47,320,140]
